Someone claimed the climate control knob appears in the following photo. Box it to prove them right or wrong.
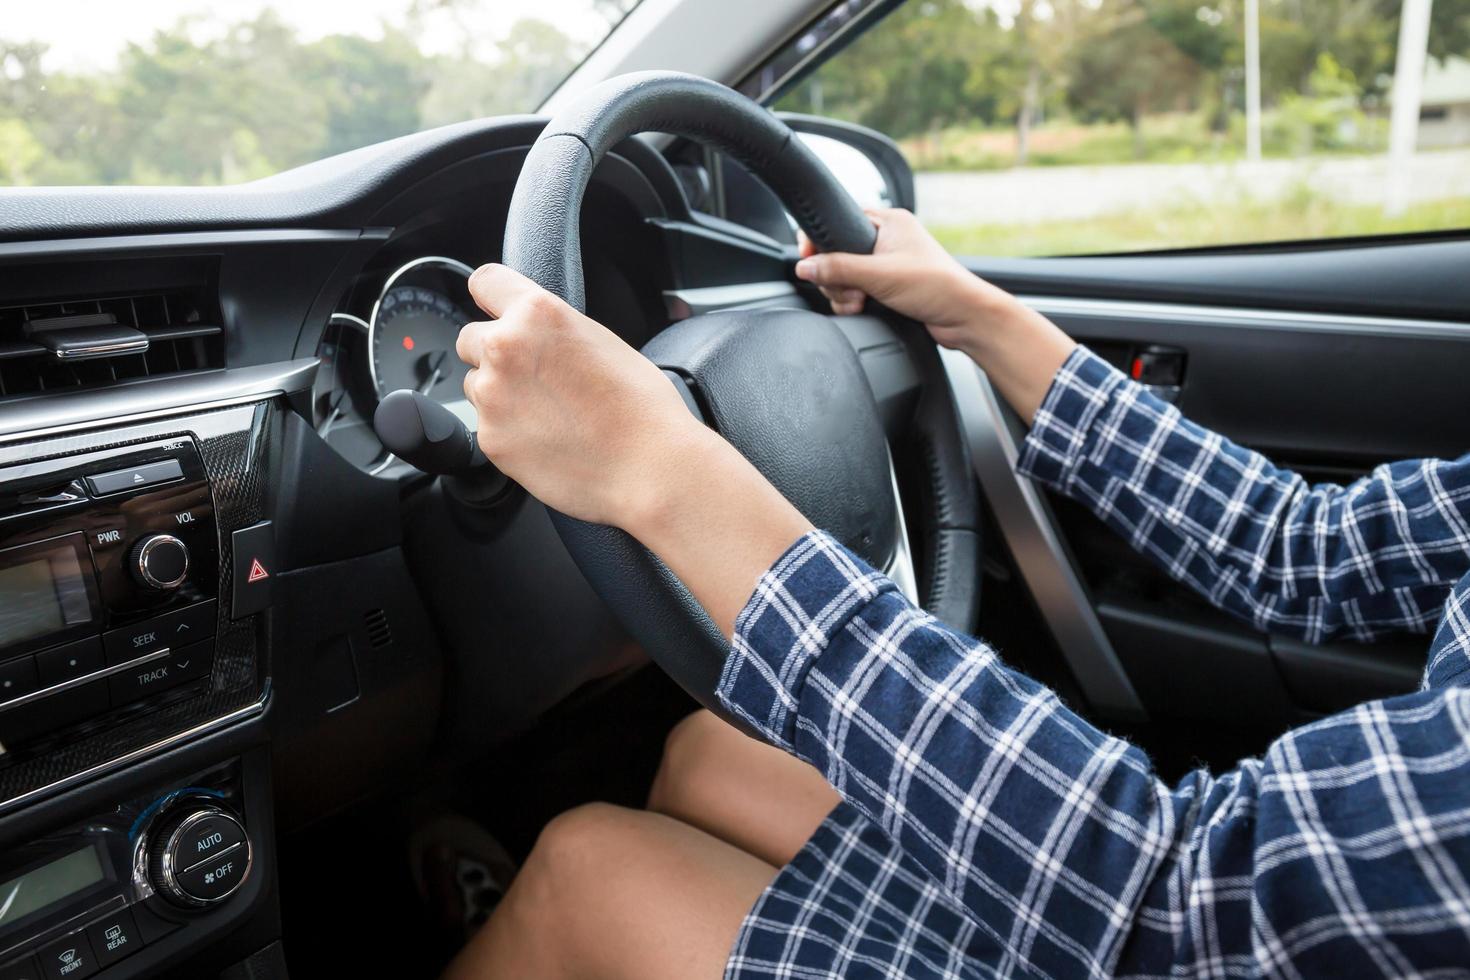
[130,534,190,590]
[147,805,252,908]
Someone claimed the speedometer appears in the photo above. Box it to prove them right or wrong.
[369,256,477,403]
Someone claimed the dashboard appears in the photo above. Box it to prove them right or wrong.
[0,115,793,979]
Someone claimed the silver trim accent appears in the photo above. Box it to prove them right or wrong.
[0,647,171,714]
[1019,294,1470,340]
[329,312,370,332]
[940,348,1145,720]
[0,695,267,816]
[367,255,476,398]
[156,808,252,908]
[883,453,919,606]
[0,228,367,261]
[52,335,151,362]
[0,358,318,444]
[663,281,801,320]
[133,534,190,590]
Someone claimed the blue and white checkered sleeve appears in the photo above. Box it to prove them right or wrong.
[1017,346,1470,643]
[718,530,1470,975]
[719,530,1181,975]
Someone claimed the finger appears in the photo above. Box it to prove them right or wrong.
[462,365,480,404]
[797,231,817,259]
[456,320,495,368]
[794,250,873,289]
[820,286,865,307]
[466,262,544,319]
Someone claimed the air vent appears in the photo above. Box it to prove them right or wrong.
[0,292,224,399]
[364,608,393,649]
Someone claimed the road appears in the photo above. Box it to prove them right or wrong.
[914,149,1470,225]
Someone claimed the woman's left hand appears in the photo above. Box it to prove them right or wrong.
[456,263,812,636]
[456,263,705,533]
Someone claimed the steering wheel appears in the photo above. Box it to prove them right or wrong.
[502,71,980,724]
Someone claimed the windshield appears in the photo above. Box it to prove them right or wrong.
[0,0,639,187]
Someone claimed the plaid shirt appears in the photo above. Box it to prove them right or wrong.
[719,347,1470,978]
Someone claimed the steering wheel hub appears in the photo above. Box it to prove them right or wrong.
[646,308,897,567]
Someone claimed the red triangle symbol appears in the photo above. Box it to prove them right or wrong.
[247,558,270,583]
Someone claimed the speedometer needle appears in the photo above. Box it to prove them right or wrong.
[417,351,448,396]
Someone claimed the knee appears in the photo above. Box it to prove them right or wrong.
[648,710,725,816]
[523,801,627,895]
[463,803,636,978]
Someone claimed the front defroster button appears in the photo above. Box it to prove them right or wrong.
[35,933,97,980]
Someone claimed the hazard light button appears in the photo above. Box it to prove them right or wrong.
[230,521,276,620]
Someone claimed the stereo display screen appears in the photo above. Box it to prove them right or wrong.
[0,537,94,650]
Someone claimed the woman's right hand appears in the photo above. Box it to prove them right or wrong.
[794,208,1017,356]
[797,208,1076,424]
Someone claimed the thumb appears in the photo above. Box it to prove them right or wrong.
[793,250,878,289]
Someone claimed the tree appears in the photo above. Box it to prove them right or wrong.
[778,0,1021,141]
[1067,1,1203,157]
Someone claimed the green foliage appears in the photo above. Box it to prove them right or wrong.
[929,190,1470,257]
[1268,53,1376,154]
[776,0,1025,138]
[781,0,1467,169]
[0,10,590,185]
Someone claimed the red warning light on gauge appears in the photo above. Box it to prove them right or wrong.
[402,335,415,351]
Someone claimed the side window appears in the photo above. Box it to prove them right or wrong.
[768,0,1470,256]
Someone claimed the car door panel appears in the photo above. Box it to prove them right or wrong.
[955,251,1470,735]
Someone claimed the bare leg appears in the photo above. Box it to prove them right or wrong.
[443,802,775,980]
[648,709,840,868]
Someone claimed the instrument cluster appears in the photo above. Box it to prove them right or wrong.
[313,256,480,473]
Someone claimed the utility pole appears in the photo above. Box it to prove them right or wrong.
[1386,0,1433,216]
[1244,0,1262,162]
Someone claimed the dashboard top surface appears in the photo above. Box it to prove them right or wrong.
[0,118,556,243]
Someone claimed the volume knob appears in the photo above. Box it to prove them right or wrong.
[130,534,190,590]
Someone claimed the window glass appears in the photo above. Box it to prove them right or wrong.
[0,0,639,186]
[774,0,1470,256]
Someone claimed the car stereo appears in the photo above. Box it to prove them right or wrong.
[0,438,220,755]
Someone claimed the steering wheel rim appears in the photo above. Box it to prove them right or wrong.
[502,71,980,725]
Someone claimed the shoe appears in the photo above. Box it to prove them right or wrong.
[408,813,519,942]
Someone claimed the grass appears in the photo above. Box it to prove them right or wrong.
[926,194,1470,257]
[900,111,1389,172]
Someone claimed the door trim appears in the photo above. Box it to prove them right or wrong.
[941,348,1146,722]
[1020,295,1470,341]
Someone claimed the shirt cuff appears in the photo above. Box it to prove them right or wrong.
[1016,345,1127,491]
[716,530,895,752]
